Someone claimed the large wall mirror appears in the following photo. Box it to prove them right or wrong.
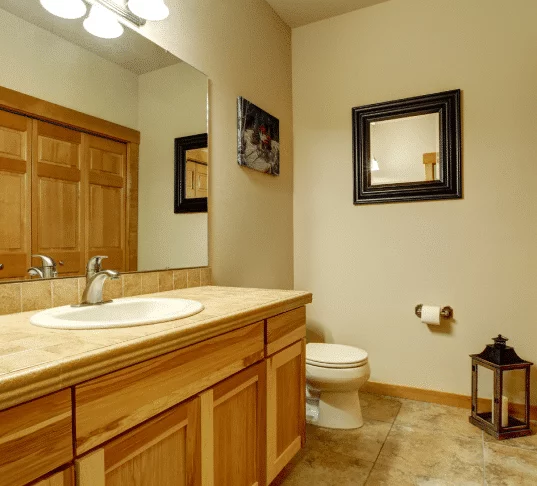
[0,1,208,281]
[353,90,461,204]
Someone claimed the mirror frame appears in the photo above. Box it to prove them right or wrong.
[174,133,208,213]
[352,89,462,204]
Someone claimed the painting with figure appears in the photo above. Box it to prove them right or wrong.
[237,97,280,175]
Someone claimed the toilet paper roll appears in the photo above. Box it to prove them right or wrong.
[421,305,441,325]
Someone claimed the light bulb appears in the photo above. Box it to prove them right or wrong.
[127,0,170,21]
[40,0,87,19]
[83,4,124,39]
[371,158,380,171]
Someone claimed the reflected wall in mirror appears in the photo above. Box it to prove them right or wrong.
[353,90,461,204]
[0,1,208,281]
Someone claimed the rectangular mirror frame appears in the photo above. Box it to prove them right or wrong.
[174,133,208,213]
[352,89,462,204]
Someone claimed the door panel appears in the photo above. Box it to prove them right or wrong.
[266,340,306,484]
[76,398,200,486]
[201,363,266,486]
[35,466,74,486]
[0,110,31,279]
[32,120,84,276]
[85,134,126,272]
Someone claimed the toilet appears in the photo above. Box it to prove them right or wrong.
[306,343,370,429]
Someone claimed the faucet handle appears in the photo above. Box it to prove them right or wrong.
[87,256,108,277]
[32,254,56,268]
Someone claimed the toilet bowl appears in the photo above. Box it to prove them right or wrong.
[306,343,370,429]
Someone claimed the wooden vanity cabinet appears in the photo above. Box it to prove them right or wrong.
[34,467,74,486]
[76,398,200,486]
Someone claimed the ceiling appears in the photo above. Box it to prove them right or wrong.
[265,0,390,28]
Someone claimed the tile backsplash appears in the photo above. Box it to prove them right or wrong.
[0,267,212,317]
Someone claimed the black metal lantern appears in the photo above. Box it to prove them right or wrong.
[469,335,533,440]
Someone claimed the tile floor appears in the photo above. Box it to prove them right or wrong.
[273,393,537,486]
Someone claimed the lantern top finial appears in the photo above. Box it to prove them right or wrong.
[492,335,508,348]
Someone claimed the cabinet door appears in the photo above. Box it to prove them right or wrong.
[34,466,74,486]
[76,397,200,486]
[85,134,127,272]
[266,340,306,484]
[0,110,32,279]
[200,363,266,486]
[195,164,208,199]
[32,120,85,276]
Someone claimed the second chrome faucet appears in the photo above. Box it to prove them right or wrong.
[79,256,120,306]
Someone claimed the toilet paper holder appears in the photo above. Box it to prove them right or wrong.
[415,304,453,319]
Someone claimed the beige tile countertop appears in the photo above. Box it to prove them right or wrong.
[0,286,312,411]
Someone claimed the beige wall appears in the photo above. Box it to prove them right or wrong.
[137,0,294,289]
[293,0,537,403]
[0,7,139,129]
[138,63,208,270]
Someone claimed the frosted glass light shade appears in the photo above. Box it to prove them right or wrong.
[40,0,87,19]
[127,0,170,21]
[83,4,124,39]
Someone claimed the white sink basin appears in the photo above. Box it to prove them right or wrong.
[30,297,204,330]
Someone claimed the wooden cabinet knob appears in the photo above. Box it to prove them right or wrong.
[0,263,3,270]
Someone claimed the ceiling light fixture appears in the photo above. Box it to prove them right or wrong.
[83,4,124,39]
[40,0,87,19]
[127,0,170,21]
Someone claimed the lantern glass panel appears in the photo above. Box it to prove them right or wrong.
[501,369,528,426]
[475,364,494,423]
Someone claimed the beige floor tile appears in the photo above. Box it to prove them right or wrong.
[483,422,537,452]
[273,446,373,486]
[375,425,484,484]
[366,462,480,485]
[394,399,482,440]
[361,393,402,424]
[484,440,537,485]
[306,420,392,463]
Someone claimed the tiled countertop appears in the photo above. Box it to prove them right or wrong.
[0,286,312,411]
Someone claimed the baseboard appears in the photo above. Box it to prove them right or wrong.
[362,381,537,421]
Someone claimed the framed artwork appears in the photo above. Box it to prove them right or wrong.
[237,97,280,175]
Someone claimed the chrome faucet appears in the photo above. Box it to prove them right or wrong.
[79,256,120,305]
[28,254,58,279]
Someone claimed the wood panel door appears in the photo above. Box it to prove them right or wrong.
[32,120,85,276]
[0,109,32,279]
[266,340,306,484]
[76,398,201,486]
[35,466,74,486]
[85,134,127,272]
[200,363,266,486]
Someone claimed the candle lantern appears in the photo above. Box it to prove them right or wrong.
[469,335,533,440]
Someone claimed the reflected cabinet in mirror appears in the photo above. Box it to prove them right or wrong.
[352,90,461,204]
[0,1,208,281]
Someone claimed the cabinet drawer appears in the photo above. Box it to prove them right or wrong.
[75,321,265,454]
[0,389,73,486]
[266,307,306,355]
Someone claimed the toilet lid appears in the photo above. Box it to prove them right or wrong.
[306,343,368,367]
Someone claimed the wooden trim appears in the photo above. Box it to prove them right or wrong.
[200,389,214,486]
[362,381,537,420]
[125,142,139,272]
[0,86,140,144]
[76,449,105,486]
[266,307,306,356]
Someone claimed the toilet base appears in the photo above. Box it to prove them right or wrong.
[317,390,364,429]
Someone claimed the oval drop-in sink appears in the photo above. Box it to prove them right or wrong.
[30,297,204,330]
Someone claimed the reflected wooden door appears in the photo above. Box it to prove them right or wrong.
[84,134,127,272]
[32,120,85,276]
[0,110,31,280]
[35,467,74,486]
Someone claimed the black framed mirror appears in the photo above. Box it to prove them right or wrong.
[352,90,461,204]
[174,133,208,213]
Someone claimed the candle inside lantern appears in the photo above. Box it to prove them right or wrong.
[502,396,509,427]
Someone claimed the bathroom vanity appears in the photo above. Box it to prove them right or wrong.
[0,286,312,486]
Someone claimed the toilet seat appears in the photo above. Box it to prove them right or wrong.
[306,343,368,369]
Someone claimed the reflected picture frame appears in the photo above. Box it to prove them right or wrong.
[352,89,462,204]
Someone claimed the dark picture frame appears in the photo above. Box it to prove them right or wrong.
[352,89,462,204]
[174,133,208,213]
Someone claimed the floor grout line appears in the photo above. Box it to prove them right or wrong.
[481,430,487,485]
[362,403,402,485]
